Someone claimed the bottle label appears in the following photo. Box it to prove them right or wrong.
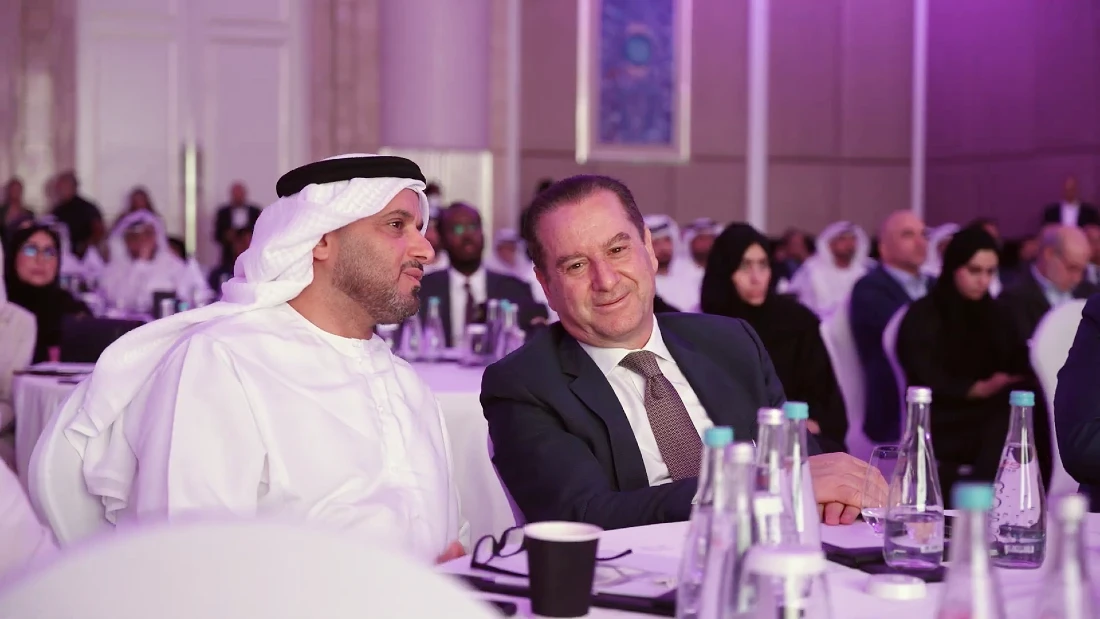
[1003,543,1038,554]
[918,543,943,553]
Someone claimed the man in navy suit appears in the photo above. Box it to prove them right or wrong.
[849,210,933,443]
[1054,293,1100,510]
[417,202,547,347]
[481,175,883,530]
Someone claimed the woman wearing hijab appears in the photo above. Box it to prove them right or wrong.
[896,226,1048,497]
[700,223,848,453]
[4,223,90,363]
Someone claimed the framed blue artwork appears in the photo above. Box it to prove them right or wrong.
[577,0,692,163]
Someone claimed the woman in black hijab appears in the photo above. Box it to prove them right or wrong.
[4,223,89,363]
[896,225,1047,496]
[701,223,848,452]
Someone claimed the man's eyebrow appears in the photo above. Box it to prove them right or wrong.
[604,232,631,248]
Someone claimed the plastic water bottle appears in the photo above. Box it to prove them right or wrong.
[991,390,1047,569]
[1033,493,1097,619]
[676,426,734,619]
[782,401,821,548]
[884,386,945,570]
[936,483,1006,619]
[716,442,757,619]
[420,296,446,362]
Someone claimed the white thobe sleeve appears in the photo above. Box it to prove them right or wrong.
[0,460,56,579]
[126,335,265,520]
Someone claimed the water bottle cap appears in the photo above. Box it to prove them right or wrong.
[906,386,932,404]
[728,442,754,464]
[1056,493,1088,521]
[703,426,734,447]
[757,407,785,425]
[952,482,994,511]
[867,574,927,600]
[428,296,441,306]
[743,545,826,578]
[1009,390,1035,407]
[782,401,809,420]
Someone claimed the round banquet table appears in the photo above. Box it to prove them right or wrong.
[12,360,518,542]
[442,516,1100,618]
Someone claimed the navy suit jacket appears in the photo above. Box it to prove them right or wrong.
[417,268,547,347]
[1053,293,1100,511]
[849,266,933,442]
[481,313,807,531]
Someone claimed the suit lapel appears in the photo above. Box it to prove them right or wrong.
[556,331,649,491]
[435,271,454,347]
[659,319,745,431]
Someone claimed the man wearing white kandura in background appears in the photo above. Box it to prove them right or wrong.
[65,154,467,564]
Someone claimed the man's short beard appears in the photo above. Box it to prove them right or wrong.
[332,243,421,325]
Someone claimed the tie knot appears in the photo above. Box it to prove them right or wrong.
[619,350,662,379]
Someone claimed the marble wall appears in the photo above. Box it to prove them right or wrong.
[0,0,76,207]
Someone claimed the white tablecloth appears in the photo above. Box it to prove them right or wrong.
[12,360,517,542]
[443,517,1100,618]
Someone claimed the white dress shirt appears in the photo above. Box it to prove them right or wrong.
[113,303,465,562]
[448,267,487,342]
[579,319,713,486]
[1062,202,1081,227]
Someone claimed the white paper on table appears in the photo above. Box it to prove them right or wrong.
[29,362,96,375]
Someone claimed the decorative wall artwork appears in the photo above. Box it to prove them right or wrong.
[577,0,692,163]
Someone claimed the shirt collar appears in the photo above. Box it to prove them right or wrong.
[450,266,486,288]
[578,317,671,376]
[883,264,921,286]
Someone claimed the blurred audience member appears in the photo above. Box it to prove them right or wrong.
[967,217,1001,245]
[0,177,34,243]
[213,181,262,266]
[209,226,253,293]
[897,227,1044,496]
[701,223,848,452]
[425,181,443,211]
[999,225,1096,343]
[485,228,529,279]
[773,227,813,282]
[4,223,90,363]
[789,221,871,318]
[1084,224,1100,286]
[850,211,931,443]
[110,186,159,233]
[99,211,210,312]
[645,214,690,311]
[1042,175,1099,227]
[50,171,104,259]
[1053,293,1100,510]
[418,202,546,347]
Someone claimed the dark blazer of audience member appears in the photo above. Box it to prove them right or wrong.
[4,224,90,363]
[1053,292,1100,511]
[700,223,848,453]
[896,227,1047,497]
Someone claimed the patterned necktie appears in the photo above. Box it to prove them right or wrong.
[464,281,478,325]
[619,350,703,481]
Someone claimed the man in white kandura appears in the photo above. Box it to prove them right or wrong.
[97,210,210,312]
[65,154,466,563]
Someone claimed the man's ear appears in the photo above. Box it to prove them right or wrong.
[313,231,335,262]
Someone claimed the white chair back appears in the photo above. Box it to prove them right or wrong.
[27,381,111,544]
[0,520,498,619]
[0,304,36,434]
[882,305,909,422]
[1029,299,1087,497]
[819,296,872,459]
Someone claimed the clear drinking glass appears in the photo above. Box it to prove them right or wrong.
[461,323,491,366]
[862,445,902,535]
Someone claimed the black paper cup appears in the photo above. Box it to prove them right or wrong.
[524,521,602,618]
